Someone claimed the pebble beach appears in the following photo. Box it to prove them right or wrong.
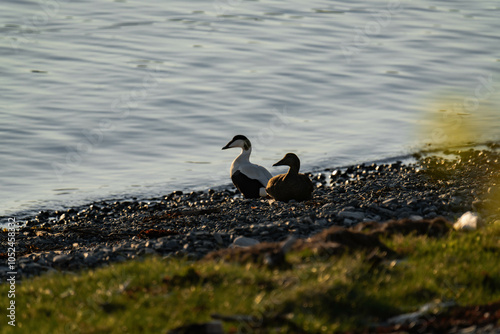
[2,146,499,284]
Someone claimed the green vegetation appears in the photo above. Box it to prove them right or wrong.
[2,222,500,334]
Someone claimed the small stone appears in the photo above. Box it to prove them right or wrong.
[338,211,365,220]
[425,212,437,219]
[231,236,259,248]
[331,169,341,178]
[300,216,313,224]
[138,248,156,255]
[423,206,437,214]
[53,254,71,265]
[377,207,395,216]
[396,209,410,219]
[382,198,396,206]
[315,219,327,225]
[321,203,336,211]
[163,240,179,250]
[407,198,418,206]
[450,196,463,205]
[213,233,223,245]
[343,218,355,226]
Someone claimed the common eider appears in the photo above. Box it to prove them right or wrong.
[266,153,313,202]
[222,135,272,198]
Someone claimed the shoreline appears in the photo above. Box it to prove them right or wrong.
[0,155,416,223]
[1,146,499,282]
[0,142,493,222]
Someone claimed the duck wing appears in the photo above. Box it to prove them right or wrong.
[303,174,314,192]
[265,174,285,199]
[302,174,314,194]
[238,163,272,187]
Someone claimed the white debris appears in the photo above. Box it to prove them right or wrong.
[453,211,483,231]
[409,215,423,222]
[387,301,456,325]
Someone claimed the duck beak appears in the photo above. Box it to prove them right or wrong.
[273,157,286,167]
[222,141,232,150]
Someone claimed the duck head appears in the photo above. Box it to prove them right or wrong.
[273,153,300,171]
[222,135,251,151]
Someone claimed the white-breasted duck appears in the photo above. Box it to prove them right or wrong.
[266,153,313,202]
[222,135,272,198]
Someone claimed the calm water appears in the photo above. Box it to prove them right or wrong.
[1,0,500,218]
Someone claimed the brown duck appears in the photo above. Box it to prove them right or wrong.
[266,153,314,202]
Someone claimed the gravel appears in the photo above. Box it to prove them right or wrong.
[1,146,499,281]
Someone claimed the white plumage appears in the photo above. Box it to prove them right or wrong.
[230,154,272,189]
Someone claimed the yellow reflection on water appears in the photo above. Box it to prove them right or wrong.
[419,92,498,150]
[418,88,500,222]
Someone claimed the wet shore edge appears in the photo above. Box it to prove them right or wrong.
[1,144,500,284]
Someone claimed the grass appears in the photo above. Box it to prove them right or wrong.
[2,222,500,334]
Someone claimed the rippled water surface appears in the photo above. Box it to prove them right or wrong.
[1,0,500,217]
